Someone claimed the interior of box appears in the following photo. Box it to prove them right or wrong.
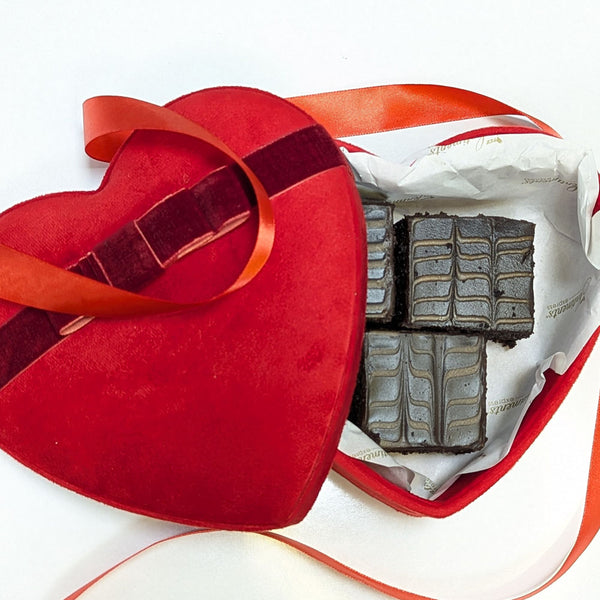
[334,131,600,516]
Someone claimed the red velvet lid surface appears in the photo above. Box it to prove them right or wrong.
[0,87,367,530]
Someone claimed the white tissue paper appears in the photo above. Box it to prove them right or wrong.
[338,129,600,500]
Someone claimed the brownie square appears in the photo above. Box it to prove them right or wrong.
[363,203,396,324]
[354,330,487,453]
[397,214,534,342]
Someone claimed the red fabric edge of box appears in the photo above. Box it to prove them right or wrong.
[333,327,600,518]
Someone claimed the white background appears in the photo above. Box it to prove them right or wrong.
[0,1,599,598]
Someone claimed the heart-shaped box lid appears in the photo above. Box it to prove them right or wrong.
[0,87,367,530]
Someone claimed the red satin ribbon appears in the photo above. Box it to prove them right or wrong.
[57,85,600,600]
[63,379,600,600]
[0,96,275,317]
[64,375,600,600]
[0,84,597,598]
[288,84,561,139]
[273,373,600,599]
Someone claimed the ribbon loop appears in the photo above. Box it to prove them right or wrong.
[289,84,560,139]
[0,96,274,317]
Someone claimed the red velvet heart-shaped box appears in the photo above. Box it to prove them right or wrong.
[0,87,366,530]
